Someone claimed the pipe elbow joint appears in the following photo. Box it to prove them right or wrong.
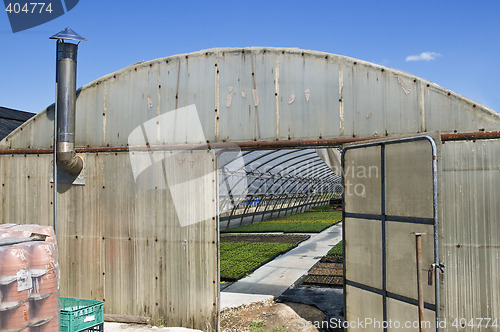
[56,142,83,175]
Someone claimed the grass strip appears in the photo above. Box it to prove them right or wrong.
[222,210,342,233]
[220,242,297,281]
[327,240,343,258]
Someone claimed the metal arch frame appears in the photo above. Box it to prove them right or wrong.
[218,148,341,227]
[241,151,318,192]
[220,149,317,225]
[245,155,326,195]
[221,149,314,203]
[273,157,328,178]
[248,163,336,220]
[272,167,335,218]
[218,150,253,170]
[276,168,337,216]
[244,158,328,198]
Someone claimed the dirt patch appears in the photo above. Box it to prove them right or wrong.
[220,300,321,332]
[280,302,325,324]
[221,234,310,244]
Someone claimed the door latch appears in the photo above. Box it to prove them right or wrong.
[428,263,445,285]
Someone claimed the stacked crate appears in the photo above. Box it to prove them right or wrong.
[0,224,59,331]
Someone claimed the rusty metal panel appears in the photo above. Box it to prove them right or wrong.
[0,150,219,330]
[2,47,500,150]
[425,86,500,133]
[0,154,53,223]
[105,67,157,147]
[277,51,340,140]
[58,154,105,304]
[75,83,105,147]
[342,62,421,137]
[159,53,217,144]
[441,139,500,331]
[99,151,217,329]
[217,49,277,141]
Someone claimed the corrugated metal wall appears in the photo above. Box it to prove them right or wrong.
[441,139,500,331]
[0,151,218,330]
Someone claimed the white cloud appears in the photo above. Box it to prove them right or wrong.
[406,52,441,62]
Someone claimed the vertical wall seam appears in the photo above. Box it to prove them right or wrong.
[419,83,426,132]
[339,67,344,136]
[275,56,280,139]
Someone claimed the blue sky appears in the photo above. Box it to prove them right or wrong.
[1,0,499,114]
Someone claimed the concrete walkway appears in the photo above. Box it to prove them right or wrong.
[221,223,342,303]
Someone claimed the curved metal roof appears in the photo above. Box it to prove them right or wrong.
[218,148,341,215]
[1,47,498,149]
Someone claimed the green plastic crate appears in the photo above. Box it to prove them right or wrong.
[60,297,104,332]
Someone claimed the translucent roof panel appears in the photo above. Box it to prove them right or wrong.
[218,148,342,224]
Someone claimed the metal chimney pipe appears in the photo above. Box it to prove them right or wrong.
[56,41,83,175]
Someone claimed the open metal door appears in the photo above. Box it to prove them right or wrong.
[342,136,441,331]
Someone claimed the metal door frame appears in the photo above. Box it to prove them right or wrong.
[342,135,441,331]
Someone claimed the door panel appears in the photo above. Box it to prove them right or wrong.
[344,136,438,331]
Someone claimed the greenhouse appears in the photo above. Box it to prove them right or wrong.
[0,47,499,331]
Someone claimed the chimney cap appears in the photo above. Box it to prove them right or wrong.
[50,27,87,42]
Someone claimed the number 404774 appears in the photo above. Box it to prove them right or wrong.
[5,2,53,14]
